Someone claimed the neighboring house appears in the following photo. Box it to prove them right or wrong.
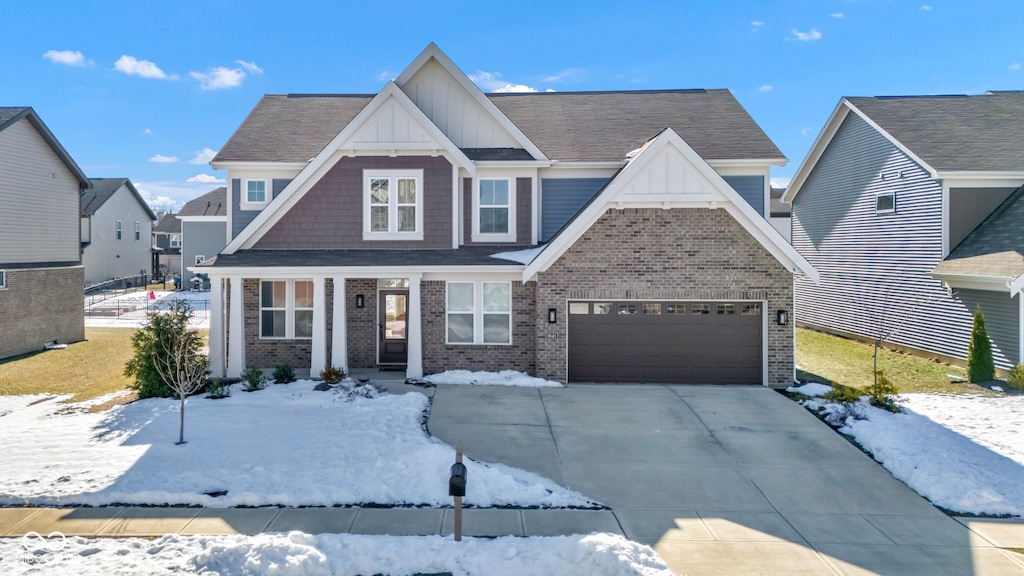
[769,186,791,242]
[152,212,182,280]
[178,187,227,274]
[202,44,815,384]
[0,107,89,359]
[80,178,157,286]
[785,91,1024,370]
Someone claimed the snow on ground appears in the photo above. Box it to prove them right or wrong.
[785,382,832,397]
[85,290,210,329]
[424,370,562,388]
[1,532,670,576]
[0,382,593,508]
[790,384,1024,516]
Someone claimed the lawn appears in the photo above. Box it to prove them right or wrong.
[0,327,204,404]
[795,327,991,394]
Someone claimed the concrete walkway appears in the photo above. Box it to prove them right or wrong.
[2,382,1023,575]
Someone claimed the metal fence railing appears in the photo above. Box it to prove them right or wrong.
[84,273,151,297]
[84,296,211,322]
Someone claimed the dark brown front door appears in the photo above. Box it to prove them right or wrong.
[379,290,408,364]
[568,301,763,384]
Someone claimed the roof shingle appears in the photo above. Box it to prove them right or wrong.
[179,187,227,217]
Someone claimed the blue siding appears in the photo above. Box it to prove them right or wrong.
[540,178,609,241]
[791,112,1004,368]
[722,175,764,216]
[231,178,291,240]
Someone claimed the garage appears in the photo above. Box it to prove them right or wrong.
[567,301,763,384]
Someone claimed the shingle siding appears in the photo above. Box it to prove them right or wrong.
[792,112,1011,368]
[231,179,289,240]
[540,178,609,241]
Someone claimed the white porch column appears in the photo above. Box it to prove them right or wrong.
[310,277,327,377]
[331,276,348,371]
[407,274,423,378]
[208,276,225,377]
[227,276,245,378]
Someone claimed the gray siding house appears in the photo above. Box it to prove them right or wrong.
[178,187,227,276]
[0,107,89,359]
[152,212,181,280]
[785,92,1024,370]
[81,178,157,286]
[202,44,815,384]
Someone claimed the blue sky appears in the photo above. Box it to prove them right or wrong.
[3,1,1022,211]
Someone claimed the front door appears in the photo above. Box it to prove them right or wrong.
[378,290,408,364]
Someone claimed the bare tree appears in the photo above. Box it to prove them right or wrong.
[151,308,209,445]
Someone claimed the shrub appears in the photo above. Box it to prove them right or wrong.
[823,383,862,404]
[206,378,231,399]
[320,365,347,385]
[241,367,267,392]
[1007,364,1024,392]
[124,301,200,399]
[967,304,996,383]
[869,371,900,412]
[273,364,297,384]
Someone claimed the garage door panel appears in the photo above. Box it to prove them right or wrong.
[569,300,762,384]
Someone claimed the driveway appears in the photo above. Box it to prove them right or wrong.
[428,384,1024,575]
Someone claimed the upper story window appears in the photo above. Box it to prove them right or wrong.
[116,220,123,240]
[170,234,181,248]
[363,170,423,241]
[876,192,896,214]
[473,178,515,242]
[134,221,141,241]
[241,179,269,210]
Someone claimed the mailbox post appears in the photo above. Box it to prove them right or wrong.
[449,441,467,541]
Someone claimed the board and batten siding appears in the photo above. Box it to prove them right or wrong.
[0,117,81,264]
[721,175,764,216]
[792,112,1000,367]
[539,178,609,241]
[231,178,290,240]
[956,288,1020,367]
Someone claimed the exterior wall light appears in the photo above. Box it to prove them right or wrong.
[548,308,557,323]
[355,294,365,308]
[776,310,789,326]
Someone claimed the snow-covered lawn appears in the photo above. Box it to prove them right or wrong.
[0,382,594,508]
[424,370,562,387]
[85,290,210,329]
[1,532,669,576]
[789,384,1024,517]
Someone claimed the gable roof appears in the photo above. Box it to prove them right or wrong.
[179,187,227,217]
[523,128,816,282]
[0,107,91,189]
[932,185,1024,290]
[81,178,158,220]
[785,91,1024,202]
[153,212,181,233]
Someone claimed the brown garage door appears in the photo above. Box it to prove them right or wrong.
[568,301,763,384]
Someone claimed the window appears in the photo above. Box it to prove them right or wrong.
[446,281,512,344]
[618,303,638,315]
[716,303,736,315]
[876,192,895,214]
[364,170,423,240]
[594,303,613,314]
[0,269,6,290]
[134,221,141,241]
[170,234,181,248]
[116,220,123,240]
[195,255,205,265]
[260,279,314,339]
[569,302,589,314]
[692,303,711,315]
[246,180,267,204]
[474,178,514,241]
[642,303,662,315]
[667,303,686,315]
[741,303,762,316]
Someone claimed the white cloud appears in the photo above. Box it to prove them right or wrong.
[1010,63,1021,70]
[185,174,226,184]
[770,177,792,189]
[43,50,91,66]
[790,28,823,42]
[751,20,764,31]
[759,84,773,92]
[469,70,541,93]
[831,12,846,18]
[540,68,583,83]
[236,60,263,74]
[190,67,246,90]
[149,154,178,163]
[920,5,932,10]
[115,55,175,79]
[495,84,539,93]
[801,126,814,136]
[142,128,152,135]
[136,186,179,212]
[375,69,398,82]
[189,148,218,165]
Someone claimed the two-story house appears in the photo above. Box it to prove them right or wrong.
[80,177,157,287]
[0,107,90,359]
[152,212,181,281]
[202,44,815,384]
[785,92,1024,370]
[178,187,227,274]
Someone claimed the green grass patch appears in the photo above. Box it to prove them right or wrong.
[796,328,991,395]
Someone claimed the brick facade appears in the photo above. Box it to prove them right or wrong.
[243,279,313,371]
[346,278,378,368]
[0,266,85,359]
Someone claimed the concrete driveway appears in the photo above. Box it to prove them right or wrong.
[428,384,1024,575]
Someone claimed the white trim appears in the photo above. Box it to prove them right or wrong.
[763,299,770,387]
[407,275,423,378]
[134,221,141,241]
[331,276,348,371]
[310,277,327,375]
[0,269,6,290]
[224,82,475,254]
[444,280,512,345]
[472,177,515,243]
[177,215,227,223]
[227,276,244,378]
[195,255,206,266]
[208,277,225,377]
[1010,273,1024,296]
[875,191,896,214]
[474,160,552,168]
[394,43,548,161]
[169,234,181,248]
[451,168,461,249]
[116,219,123,240]
[363,170,424,241]
[932,272,1015,292]
[211,161,307,171]
[523,128,818,284]
[941,181,951,258]
[241,179,269,210]
[1019,293,1023,367]
[258,279,315,340]
[208,265,523,278]
[939,172,1024,185]
[707,158,787,168]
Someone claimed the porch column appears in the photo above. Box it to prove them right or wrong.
[310,277,327,377]
[407,274,423,378]
[208,276,225,378]
[227,275,245,378]
[331,276,348,371]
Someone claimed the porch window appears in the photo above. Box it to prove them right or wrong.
[260,279,313,339]
[446,281,511,344]
[363,170,423,240]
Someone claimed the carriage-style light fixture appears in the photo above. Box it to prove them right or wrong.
[776,309,789,326]
[355,294,365,308]
[548,308,557,324]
